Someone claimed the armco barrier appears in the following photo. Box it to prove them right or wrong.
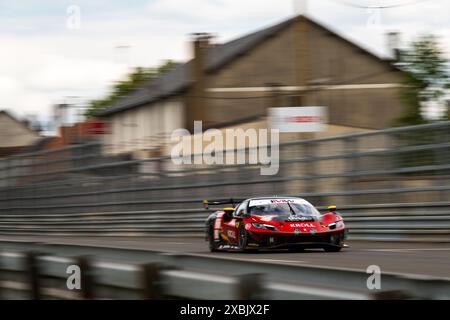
[0,202,449,242]
[1,121,449,216]
[1,243,450,300]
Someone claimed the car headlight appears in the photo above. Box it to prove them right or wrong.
[327,221,344,230]
[335,221,344,228]
[252,223,278,231]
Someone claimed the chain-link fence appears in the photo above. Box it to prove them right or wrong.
[0,122,449,216]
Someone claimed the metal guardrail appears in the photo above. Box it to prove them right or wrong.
[1,121,447,172]
[1,241,450,300]
[0,203,449,242]
[2,143,450,182]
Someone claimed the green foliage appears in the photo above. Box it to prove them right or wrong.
[395,35,450,126]
[85,60,179,118]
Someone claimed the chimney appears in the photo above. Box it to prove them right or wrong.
[386,31,402,62]
[185,33,212,132]
[293,0,308,16]
[54,103,71,128]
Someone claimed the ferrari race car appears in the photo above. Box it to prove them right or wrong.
[204,197,347,252]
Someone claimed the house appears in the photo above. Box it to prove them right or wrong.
[98,15,408,156]
[0,110,41,158]
[1,119,127,186]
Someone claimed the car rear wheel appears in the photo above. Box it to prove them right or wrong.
[208,225,220,252]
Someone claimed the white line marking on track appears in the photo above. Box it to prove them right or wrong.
[165,242,190,245]
[368,248,450,253]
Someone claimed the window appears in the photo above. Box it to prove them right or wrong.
[249,202,321,217]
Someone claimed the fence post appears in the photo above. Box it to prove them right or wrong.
[344,137,360,205]
[5,158,11,209]
[305,141,317,194]
[236,273,265,300]
[434,126,449,202]
[77,256,95,300]
[141,263,164,300]
[25,252,42,300]
[345,137,360,181]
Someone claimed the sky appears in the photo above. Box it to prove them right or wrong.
[0,0,449,125]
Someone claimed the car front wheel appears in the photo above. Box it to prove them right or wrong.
[238,224,260,253]
[238,224,248,250]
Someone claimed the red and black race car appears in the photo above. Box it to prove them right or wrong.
[204,197,347,252]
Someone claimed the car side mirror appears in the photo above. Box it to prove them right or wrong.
[328,205,337,214]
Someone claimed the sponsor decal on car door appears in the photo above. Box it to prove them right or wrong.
[221,218,239,243]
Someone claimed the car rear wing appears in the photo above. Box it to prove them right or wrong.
[202,199,245,209]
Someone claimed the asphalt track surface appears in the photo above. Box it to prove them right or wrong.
[0,236,449,278]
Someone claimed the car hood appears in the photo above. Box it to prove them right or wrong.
[250,213,342,233]
[252,214,317,223]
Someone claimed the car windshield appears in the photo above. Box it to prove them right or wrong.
[248,201,320,217]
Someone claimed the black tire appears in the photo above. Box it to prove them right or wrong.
[237,224,248,250]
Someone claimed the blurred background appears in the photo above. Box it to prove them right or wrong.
[0,0,449,300]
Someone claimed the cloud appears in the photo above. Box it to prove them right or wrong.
[0,0,449,123]
[146,0,292,24]
[26,55,128,92]
[0,35,130,118]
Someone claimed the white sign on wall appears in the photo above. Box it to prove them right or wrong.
[269,106,328,133]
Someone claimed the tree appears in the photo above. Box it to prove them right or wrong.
[85,60,179,118]
[393,36,449,172]
[395,35,450,126]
